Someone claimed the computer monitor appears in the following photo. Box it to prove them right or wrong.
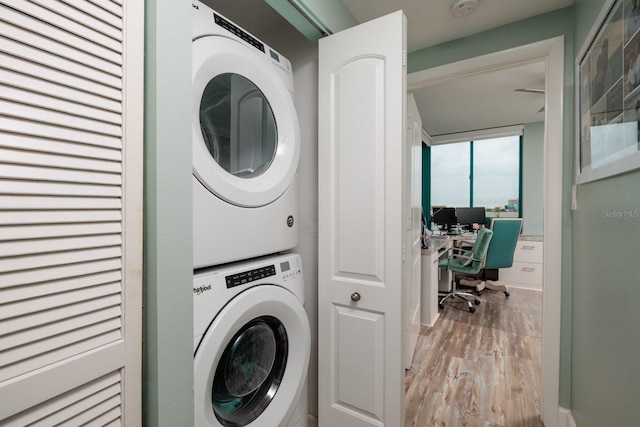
[432,207,457,232]
[456,207,487,229]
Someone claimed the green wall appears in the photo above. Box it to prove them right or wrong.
[572,1,640,425]
[522,122,545,236]
[408,7,575,408]
[143,2,193,425]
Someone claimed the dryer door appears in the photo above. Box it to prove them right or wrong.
[193,36,300,207]
[194,285,310,427]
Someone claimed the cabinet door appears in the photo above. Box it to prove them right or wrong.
[0,2,143,424]
[318,10,406,427]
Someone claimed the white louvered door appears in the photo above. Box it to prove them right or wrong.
[0,0,143,425]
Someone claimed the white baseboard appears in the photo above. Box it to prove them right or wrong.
[559,407,577,427]
[421,312,440,329]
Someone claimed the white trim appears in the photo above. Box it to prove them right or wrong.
[122,0,144,424]
[559,407,578,427]
[408,36,564,427]
[422,127,432,146]
[430,124,524,145]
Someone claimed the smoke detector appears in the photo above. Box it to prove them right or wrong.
[451,0,479,18]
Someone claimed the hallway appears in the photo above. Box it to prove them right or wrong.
[405,288,543,426]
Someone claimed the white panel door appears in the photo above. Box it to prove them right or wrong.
[318,10,406,427]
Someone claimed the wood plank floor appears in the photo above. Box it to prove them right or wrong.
[405,287,543,427]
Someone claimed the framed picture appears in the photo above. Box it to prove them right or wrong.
[576,0,640,184]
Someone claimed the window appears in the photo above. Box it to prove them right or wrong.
[430,141,470,207]
[430,135,521,219]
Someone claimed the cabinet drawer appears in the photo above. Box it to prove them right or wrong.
[500,261,543,287]
[514,241,543,264]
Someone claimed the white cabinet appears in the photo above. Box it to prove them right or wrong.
[499,239,543,290]
[420,250,439,327]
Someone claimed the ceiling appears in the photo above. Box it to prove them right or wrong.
[204,0,575,137]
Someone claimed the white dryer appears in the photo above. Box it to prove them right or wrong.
[194,253,310,427]
[192,2,301,268]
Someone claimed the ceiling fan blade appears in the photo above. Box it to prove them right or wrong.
[515,88,545,94]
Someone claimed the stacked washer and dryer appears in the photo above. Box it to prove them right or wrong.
[192,2,310,426]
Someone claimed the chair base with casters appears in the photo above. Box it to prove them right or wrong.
[438,275,481,313]
[437,228,493,313]
[459,277,510,297]
[458,268,510,297]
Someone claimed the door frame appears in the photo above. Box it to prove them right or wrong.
[407,36,564,427]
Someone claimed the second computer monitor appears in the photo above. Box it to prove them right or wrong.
[432,207,457,232]
[456,207,487,228]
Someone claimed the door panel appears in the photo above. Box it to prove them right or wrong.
[318,10,406,427]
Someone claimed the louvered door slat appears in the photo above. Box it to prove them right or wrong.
[0,59,122,112]
[0,165,122,186]
[0,282,121,321]
[0,41,122,101]
[0,259,122,290]
[1,306,121,351]
[0,117,121,148]
[0,181,121,197]
[0,329,122,383]
[58,0,122,30]
[1,373,121,426]
[0,270,121,302]
[0,195,121,210]
[59,396,122,427]
[29,0,122,41]
[4,0,122,52]
[0,295,122,336]
[0,4,121,65]
[0,99,122,136]
[0,210,122,225]
[1,148,122,172]
[0,83,122,125]
[86,0,122,18]
[0,234,122,258]
[0,247,122,274]
[0,132,122,161]
[0,223,122,241]
[0,23,122,83]
[29,383,121,427]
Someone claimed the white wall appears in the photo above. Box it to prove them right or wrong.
[522,121,544,235]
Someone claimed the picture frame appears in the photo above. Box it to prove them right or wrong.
[576,0,640,184]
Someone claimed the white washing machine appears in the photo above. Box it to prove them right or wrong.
[194,253,310,427]
[192,2,301,268]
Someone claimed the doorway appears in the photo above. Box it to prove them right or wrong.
[407,36,564,426]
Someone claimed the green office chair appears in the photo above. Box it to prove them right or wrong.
[460,218,523,297]
[438,228,493,313]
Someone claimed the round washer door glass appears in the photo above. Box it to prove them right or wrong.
[212,316,287,426]
[200,73,277,179]
[192,36,300,208]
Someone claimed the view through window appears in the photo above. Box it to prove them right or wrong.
[431,135,520,221]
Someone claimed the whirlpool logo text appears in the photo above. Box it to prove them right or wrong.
[193,284,212,295]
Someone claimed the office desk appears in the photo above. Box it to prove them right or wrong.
[420,237,449,327]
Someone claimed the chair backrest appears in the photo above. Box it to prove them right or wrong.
[484,218,523,269]
[469,228,493,272]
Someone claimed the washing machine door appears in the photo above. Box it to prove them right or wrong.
[195,285,310,427]
[193,36,300,208]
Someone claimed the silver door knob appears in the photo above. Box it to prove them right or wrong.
[351,292,361,302]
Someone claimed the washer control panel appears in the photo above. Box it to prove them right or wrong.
[225,265,275,288]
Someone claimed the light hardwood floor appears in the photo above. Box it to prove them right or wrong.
[405,287,543,427]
